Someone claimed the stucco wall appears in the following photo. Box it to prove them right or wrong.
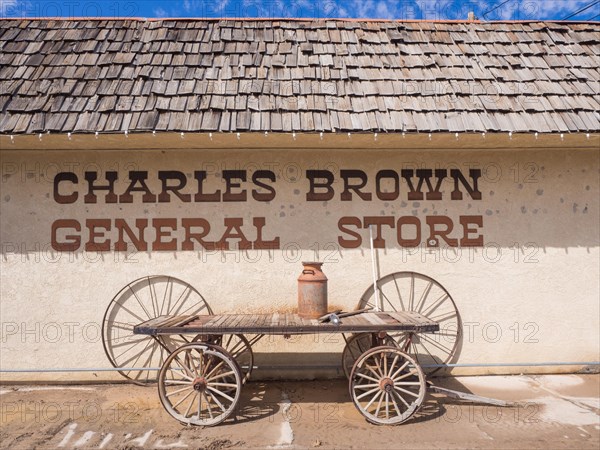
[1,145,598,381]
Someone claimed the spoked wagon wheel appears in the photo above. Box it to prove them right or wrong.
[102,276,213,385]
[358,272,461,374]
[193,334,254,384]
[341,333,397,379]
[158,343,242,426]
[350,346,426,425]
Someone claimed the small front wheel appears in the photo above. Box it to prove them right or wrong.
[349,346,426,425]
[158,343,242,426]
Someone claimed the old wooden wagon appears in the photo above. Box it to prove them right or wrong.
[102,272,461,426]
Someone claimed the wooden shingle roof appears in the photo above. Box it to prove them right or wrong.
[0,19,599,134]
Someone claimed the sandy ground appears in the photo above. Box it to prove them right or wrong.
[0,374,598,449]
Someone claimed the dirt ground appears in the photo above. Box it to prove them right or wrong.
[0,374,598,449]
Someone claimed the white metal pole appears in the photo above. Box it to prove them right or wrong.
[369,225,382,312]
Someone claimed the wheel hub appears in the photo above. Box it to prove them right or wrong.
[379,377,394,392]
[192,377,207,392]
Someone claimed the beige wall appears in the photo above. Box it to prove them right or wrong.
[1,142,598,381]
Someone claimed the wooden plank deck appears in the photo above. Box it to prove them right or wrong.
[134,311,439,336]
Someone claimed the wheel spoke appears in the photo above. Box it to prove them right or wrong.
[113,337,150,361]
[207,386,235,403]
[165,379,192,385]
[128,287,153,320]
[371,358,384,377]
[172,389,195,409]
[408,273,414,311]
[197,390,202,420]
[391,388,410,408]
[414,281,433,314]
[385,392,390,419]
[392,274,406,311]
[380,290,398,312]
[355,371,379,383]
[184,391,198,418]
[383,352,388,377]
[248,335,263,346]
[110,321,135,332]
[429,310,457,323]
[207,370,236,382]
[147,277,159,319]
[390,390,402,416]
[416,334,440,364]
[204,360,225,380]
[202,392,213,418]
[210,382,239,388]
[390,360,409,380]
[388,354,399,378]
[353,383,380,389]
[172,354,195,379]
[419,333,454,355]
[110,337,148,348]
[375,390,385,417]
[394,385,420,398]
[166,385,194,397]
[421,293,448,317]
[169,286,193,316]
[209,391,227,412]
[113,301,146,324]
[119,340,153,370]
[364,390,383,411]
[393,368,417,382]
[179,299,210,316]
[355,386,380,400]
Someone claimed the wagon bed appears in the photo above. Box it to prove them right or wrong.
[133,311,439,336]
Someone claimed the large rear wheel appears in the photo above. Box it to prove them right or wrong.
[358,272,461,374]
[102,276,212,385]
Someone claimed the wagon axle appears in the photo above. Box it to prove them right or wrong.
[192,377,207,392]
[379,378,395,393]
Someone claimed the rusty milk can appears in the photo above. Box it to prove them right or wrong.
[298,262,328,319]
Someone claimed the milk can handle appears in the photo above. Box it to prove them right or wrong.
[302,269,315,275]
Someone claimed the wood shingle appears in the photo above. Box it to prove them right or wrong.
[0,18,598,134]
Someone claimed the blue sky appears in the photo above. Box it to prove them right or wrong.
[1,0,599,20]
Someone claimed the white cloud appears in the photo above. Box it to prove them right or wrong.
[331,0,422,20]
[214,0,230,13]
[337,6,350,18]
[153,7,168,17]
[376,1,394,19]
[477,0,594,20]
[526,0,594,19]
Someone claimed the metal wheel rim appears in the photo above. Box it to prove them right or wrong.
[349,346,426,425]
[358,271,462,375]
[341,333,397,379]
[193,334,254,384]
[158,343,242,426]
[102,275,213,385]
